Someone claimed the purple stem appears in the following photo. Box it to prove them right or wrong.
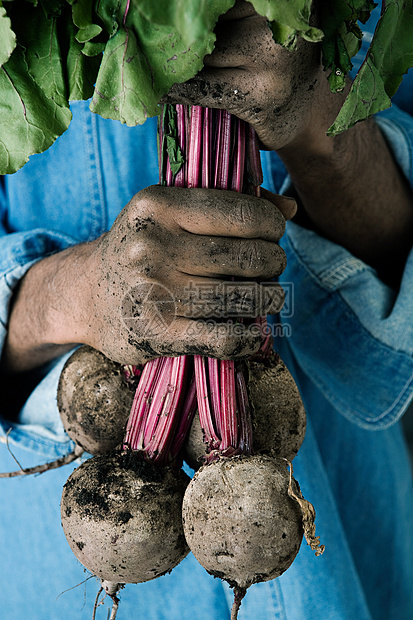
[175,104,187,187]
[145,356,189,464]
[122,0,130,26]
[124,357,164,449]
[194,355,220,450]
[212,109,222,188]
[135,358,167,450]
[220,360,238,450]
[215,110,232,189]
[166,157,173,187]
[207,357,222,437]
[235,368,253,455]
[188,106,203,188]
[169,371,197,461]
[231,119,246,192]
[142,357,174,447]
[202,107,211,188]
[158,118,164,185]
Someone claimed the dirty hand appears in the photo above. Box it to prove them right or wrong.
[166,0,328,153]
[78,185,291,365]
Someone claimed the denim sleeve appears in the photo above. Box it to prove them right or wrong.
[0,228,77,340]
[274,105,413,430]
[0,228,78,455]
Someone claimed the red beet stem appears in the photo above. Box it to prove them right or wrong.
[142,357,175,447]
[220,360,238,450]
[144,356,189,464]
[175,104,187,187]
[194,355,220,451]
[231,119,246,192]
[188,106,203,188]
[169,371,197,461]
[207,357,222,437]
[124,357,165,450]
[235,368,253,454]
[202,107,211,188]
[214,110,232,189]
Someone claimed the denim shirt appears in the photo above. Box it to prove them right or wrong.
[1,19,413,620]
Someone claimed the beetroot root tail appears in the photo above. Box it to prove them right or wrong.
[231,586,247,620]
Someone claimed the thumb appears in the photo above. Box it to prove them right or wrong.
[260,188,297,221]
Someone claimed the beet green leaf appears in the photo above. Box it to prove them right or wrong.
[0,6,16,69]
[328,0,413,134]
[0,45,71,174]
[0,0,412,173]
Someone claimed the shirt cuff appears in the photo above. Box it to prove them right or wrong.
[0,229,77,453]
[0,228,76,349]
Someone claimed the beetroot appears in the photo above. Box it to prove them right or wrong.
[182,455,304,616]
[57,346,133,455]
[61,451,189,584]
[247,354,306,459]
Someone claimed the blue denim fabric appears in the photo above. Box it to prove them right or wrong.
[261,105,413,431]
[1,9,413,619]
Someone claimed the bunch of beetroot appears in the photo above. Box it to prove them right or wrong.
[57,105,324,619]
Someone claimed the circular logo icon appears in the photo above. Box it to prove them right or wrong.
[121,283,176,337]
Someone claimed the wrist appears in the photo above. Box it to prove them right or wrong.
[41,243,98,346]
[277,74,351,164]
[2,241,99,372]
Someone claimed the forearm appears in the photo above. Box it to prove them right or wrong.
[277,81,413,283]
[1,243,96,373]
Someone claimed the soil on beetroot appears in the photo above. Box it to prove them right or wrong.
[182,454,304,590]
[247,353,306,460]
[61,451,190,583]
[58,346,133,454]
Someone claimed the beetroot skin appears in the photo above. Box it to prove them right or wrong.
[58,346,133,455]
[182,454,303,590]
[61,451,190,584]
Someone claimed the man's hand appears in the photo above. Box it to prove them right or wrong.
[2,186,293,372]
[168,1,413,283]
[166,1,326,153]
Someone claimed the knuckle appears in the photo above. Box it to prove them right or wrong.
[216,336,241,359]
[217,328,261,359]
[127,209,158,235]
[126,185,162,226]
[123,239,154,268]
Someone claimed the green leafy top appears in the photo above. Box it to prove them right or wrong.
[0,0,412,174]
